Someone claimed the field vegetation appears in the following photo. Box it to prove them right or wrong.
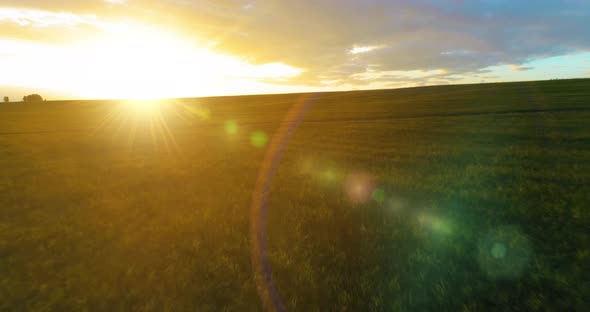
[1,79,589,311]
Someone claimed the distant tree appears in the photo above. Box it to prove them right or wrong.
[3,96,8,103]
[23,94,44,104]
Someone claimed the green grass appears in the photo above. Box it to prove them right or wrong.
[1,79,589,311]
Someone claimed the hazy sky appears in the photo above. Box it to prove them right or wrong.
[1,0,589,100]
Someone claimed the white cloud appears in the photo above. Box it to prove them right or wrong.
[0,8,99,28]
[349,45,383,55]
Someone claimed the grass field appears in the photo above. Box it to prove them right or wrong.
[1,79,589,311]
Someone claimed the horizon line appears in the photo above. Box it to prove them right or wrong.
[4,77,589,103]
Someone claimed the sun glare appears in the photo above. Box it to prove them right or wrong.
[0,19,304,100]
[76,23,304,99]
[124,99,162,114]
[78,23,213,100]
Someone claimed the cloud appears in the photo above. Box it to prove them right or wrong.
[1,0,590,90]
[0,21,307,99]
[0,7,115,43]
[349,45,384,55]
[510,64,534,72]
[164,0,590,86]
[0,7,99,27]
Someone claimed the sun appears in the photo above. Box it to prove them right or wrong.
[73,22,304,100]
[0,19,304,100]
[69,23,234,100]
[124,99,162,115]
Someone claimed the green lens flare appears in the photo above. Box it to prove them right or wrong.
[321,169,336,181]
[477,226,532,280]
[250,131,268,147]
[372,188,385,204]
[491,242,507,259]
[225,120,238,135]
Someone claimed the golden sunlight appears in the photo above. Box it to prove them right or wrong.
[0,18,303,100]
[124,99,162,114]
[80,23,212,99]
[84,23,304,99]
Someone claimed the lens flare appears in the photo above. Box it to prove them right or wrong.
[251,131,269,148]
[320,168,338,182]
[477,225,532,280]
[249,94,317,312]
[344,172,376,204]
[89,99,181,155]
[372,188,385,204]
[491,242,507,259]
[225,120,238,135]
[417,213,453,235]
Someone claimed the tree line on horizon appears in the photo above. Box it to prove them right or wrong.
[1,94,45,104]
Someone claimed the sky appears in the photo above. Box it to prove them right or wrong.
[1,0,589,100]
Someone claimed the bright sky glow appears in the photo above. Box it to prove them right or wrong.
[0,2,589,100]
[0,19,305,100]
